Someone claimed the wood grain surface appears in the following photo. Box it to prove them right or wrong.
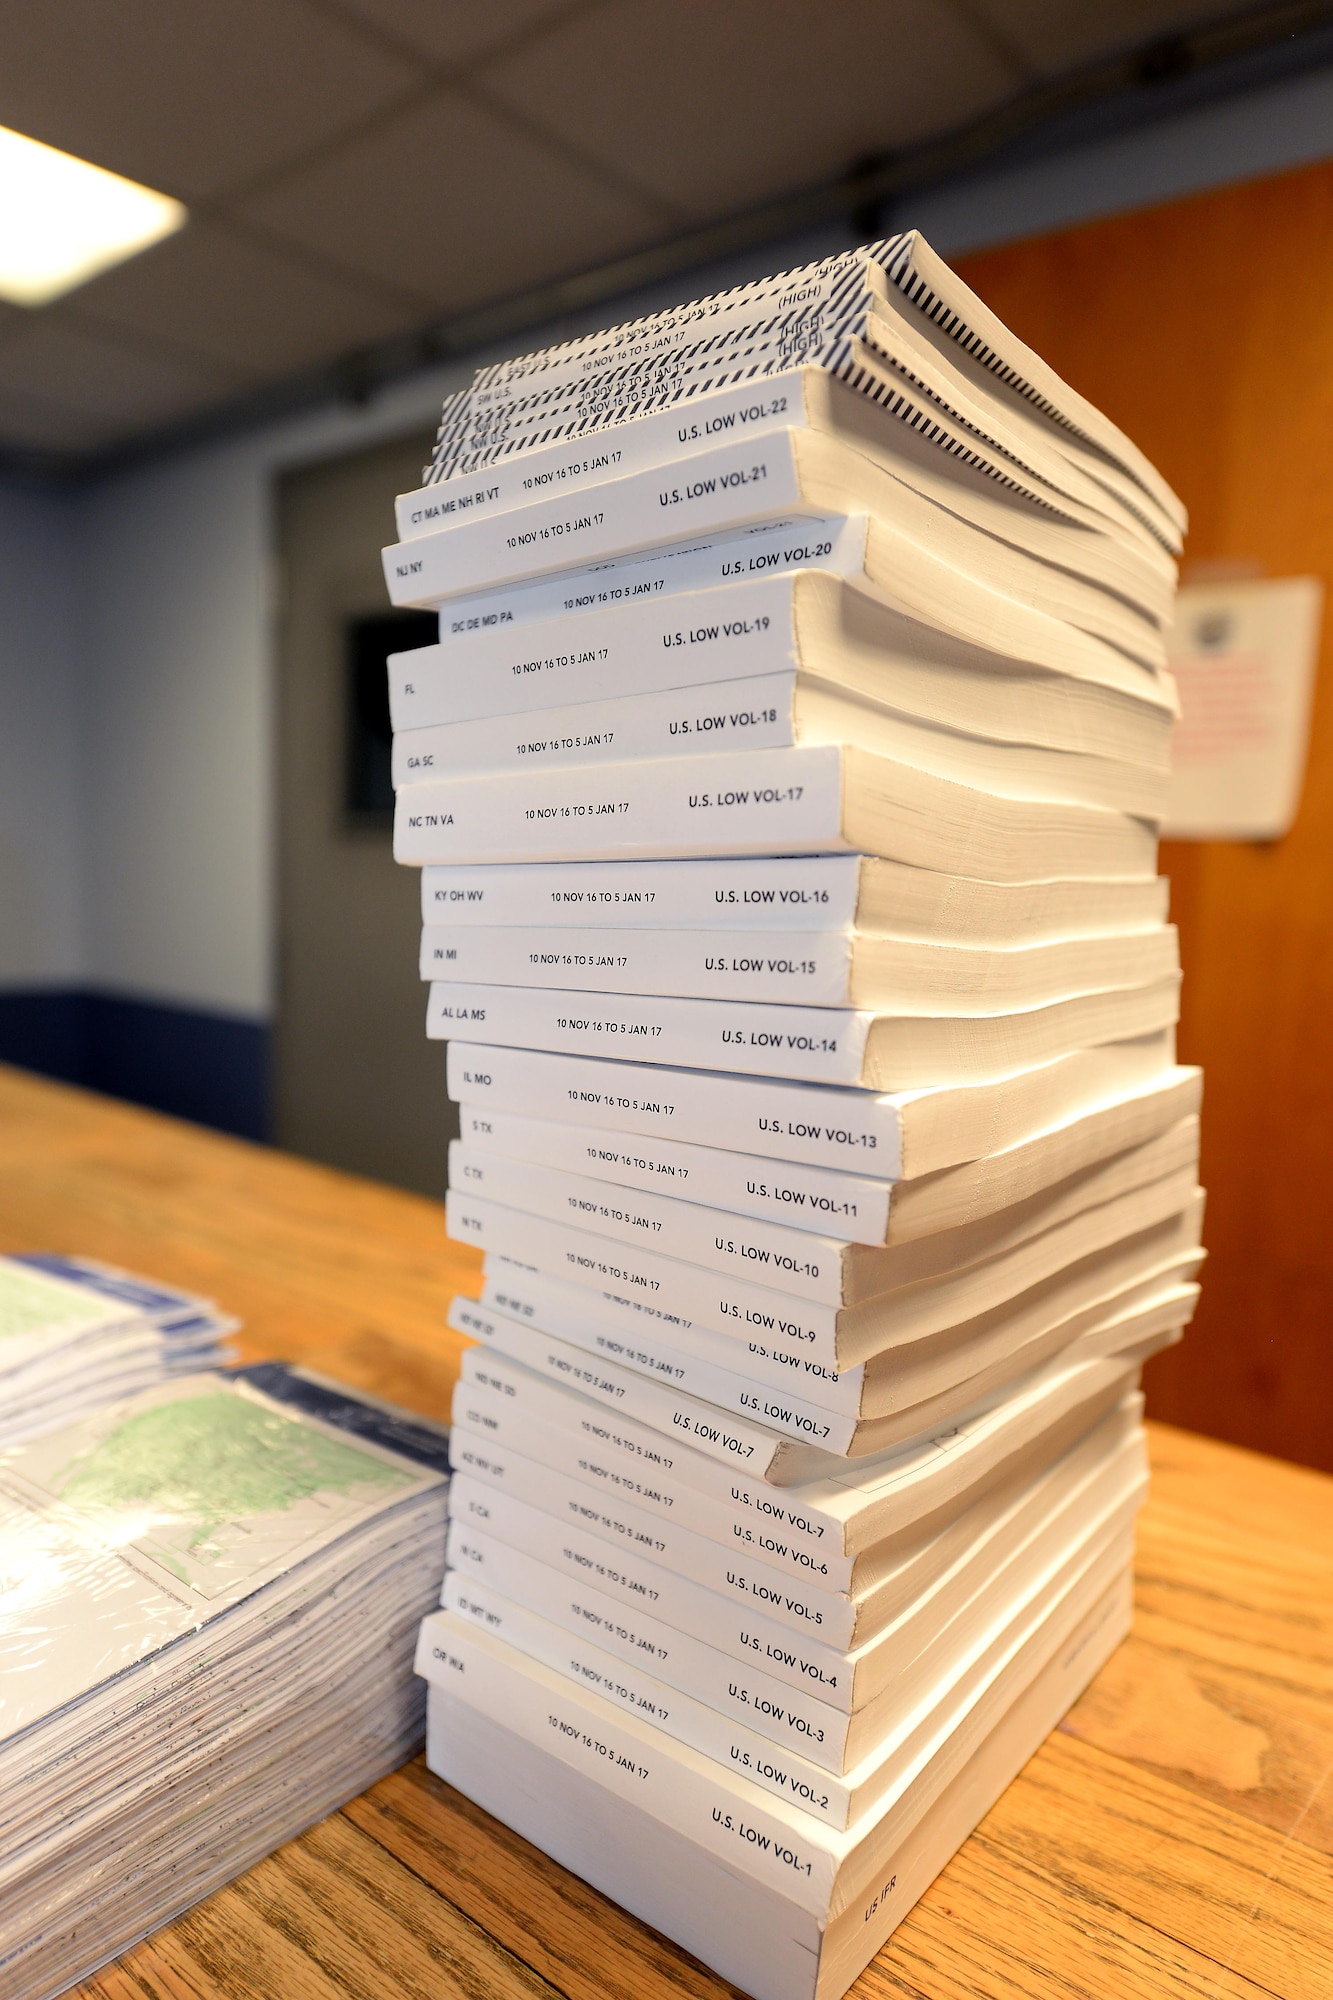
[1,1066,1327,2000]
[955,163,1333,1476]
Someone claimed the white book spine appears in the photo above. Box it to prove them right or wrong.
[420,915,856,1005]
[449,1381,855,1588]
[445,1505,854,1710]
[432,977,1179,1095]
[421,853,866,930]
[397,737,1152,877]
[434,285,874,473]
[458,260,873,413]
[491,1286,855,1436]
[436,346,801,485]
[453,1340,884,1539]
[396,671,808,785]
[424,1566,1135,2000]
[395,741,850,868]
[470,1223,1199,1441]
[391,572,801,732]
[440,1449,1145,1774]
[402,686,1171,824]
[449,1466,858,1648]
[430,980,871,1087]
[446,1041,904,1175]
[455,1337,1145,1589]
[449,1192,846,1366]
[451,1109,1195,1313]
[434,1536,853,1766]
[456,1144,844,1280]
[400,373,812,537]
[425,921,1176,1012]
[455,1103,893,1244]
[422,1612,841,1909]
[468,1277,860,1445]
[431,305,883,485]
[438,1574,858,1828]
[447,1295,802,1480]
[451,1144,850,1304]
[481,1259,860,1431]
[385,432,812,607]
[439,1429,1142,1837]
[427,1517,1138,1905]
[434,515,867,640]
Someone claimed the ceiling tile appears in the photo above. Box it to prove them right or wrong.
[239,88,663,312]
[330,0,579,68]
[481,0,1021,219]
[965,0,1233,76]
[67,219,428,382]
[0,0,423,201]
[0,385,114,457]
[0,321,234,437]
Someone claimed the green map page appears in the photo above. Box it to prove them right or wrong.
[53,1384,415,1591]
[0,1264,99,1345]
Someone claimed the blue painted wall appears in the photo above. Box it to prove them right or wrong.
[0,991,269,1141]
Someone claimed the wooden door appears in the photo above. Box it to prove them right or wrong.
[955,162,1333,1472]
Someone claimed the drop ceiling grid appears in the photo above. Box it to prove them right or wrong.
[0,0,1269,459]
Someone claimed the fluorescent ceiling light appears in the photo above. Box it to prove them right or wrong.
[0,125,186,307]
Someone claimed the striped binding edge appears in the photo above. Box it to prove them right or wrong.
[421,239,908,480]
[420,325,1076,523]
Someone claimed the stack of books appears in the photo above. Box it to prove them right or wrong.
[0,1253,235,1445]
[388,232,1203,2000]
[0,1364,450,2000]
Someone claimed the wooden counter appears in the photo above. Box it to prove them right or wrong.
[1,1066,1328,2000]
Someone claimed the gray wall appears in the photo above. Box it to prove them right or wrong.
[4,58,1332,1028]
[0,477,83,987]
[911,58,1333,252]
